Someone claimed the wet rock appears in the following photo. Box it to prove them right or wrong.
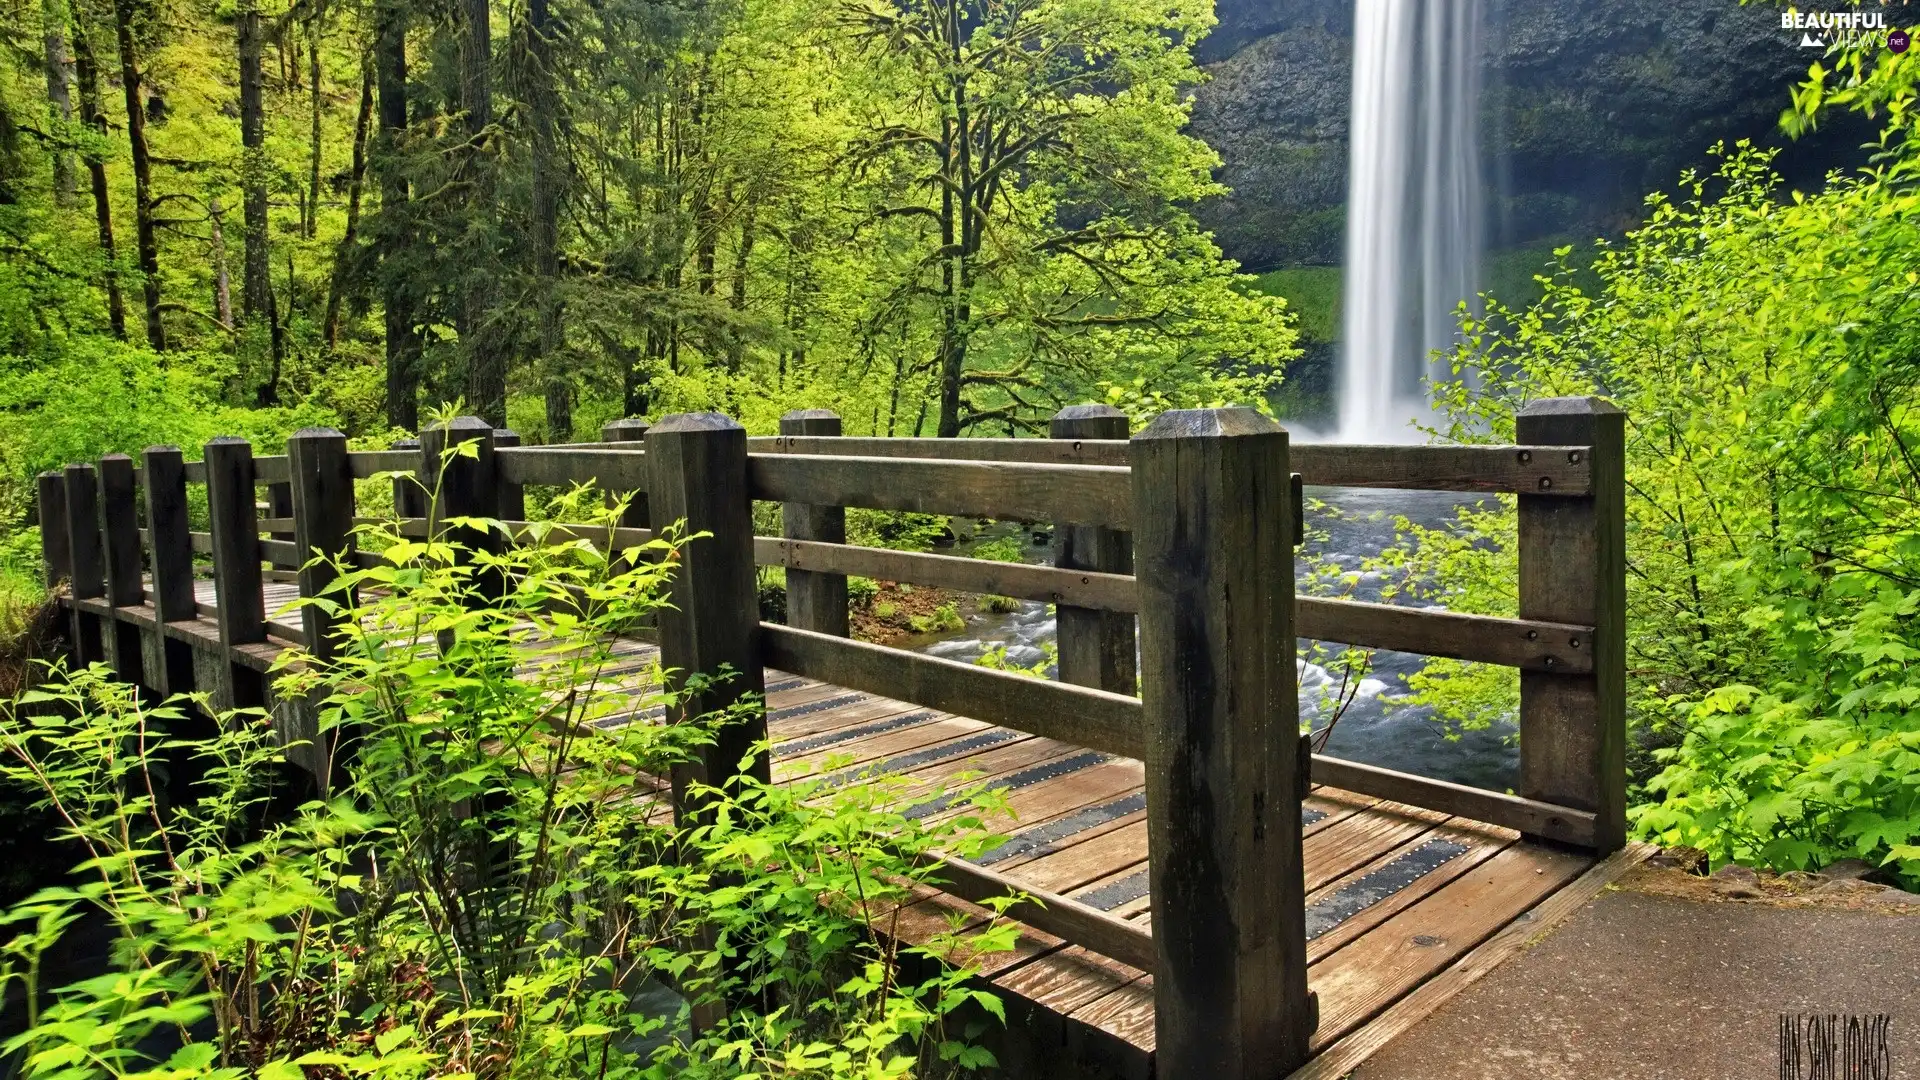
[1818,858,1882,882]
[1810,878,1890,901]
[1709,864,1763,899]
[1647,846,1707,875]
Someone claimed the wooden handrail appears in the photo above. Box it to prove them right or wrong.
[927,854,1156,973]
[1309,754,1597,848]
[762,623,1145,761]
[748,454,1134,530]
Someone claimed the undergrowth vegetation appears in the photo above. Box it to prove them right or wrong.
[0,465,1016,1077]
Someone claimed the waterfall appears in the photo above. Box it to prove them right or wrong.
[1337,0,1485,443]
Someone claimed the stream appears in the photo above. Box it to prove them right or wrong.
[906,487,1519,792]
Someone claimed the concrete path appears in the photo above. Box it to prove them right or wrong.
[1350,867,1920,1079]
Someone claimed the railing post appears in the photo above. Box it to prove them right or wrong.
[647,413,768,812]
[288,427,356,661]
[1051,404,1135,692]
[97,454,146,683]
[493,428,526,522]
[422,417,500,602]
[62,463,105,667]
[779,409,848,637]
[1131,407,1311,1077]
[143,446,198,697]
[37,471,71,592]
[390,437,426,519]
[1516,397,1626,853]
[266,479,294,543]
[205,436,267,710]
[600,417,650,528]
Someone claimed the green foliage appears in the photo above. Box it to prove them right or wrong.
[0,463,1018,1077]
[907,603,964,635]
[974,641,1056,680]
[846,577,880,608]
[1398,136,1920,878]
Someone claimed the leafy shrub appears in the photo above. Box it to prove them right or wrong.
[847,577,881,608]
[0,457,1017,1077]
[907,603,964,635]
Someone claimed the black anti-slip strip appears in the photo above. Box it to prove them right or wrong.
[775,710,938,759]
[974,793,1148,866]
[903,750,1112,821]
[1303,838,1471,940]
[822,729,1024,787]
[1068,807,1333,911]
[1079,869,1149,912]
[769,692,869,722]
[764,676,808,694]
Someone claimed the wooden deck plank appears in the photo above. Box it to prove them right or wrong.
[1305,841,1593,1050]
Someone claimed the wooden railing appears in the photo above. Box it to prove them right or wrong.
[33,397,1625,1080]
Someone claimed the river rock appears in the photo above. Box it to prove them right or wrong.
[1708,863,1763,899]
[1818,857,1882,882]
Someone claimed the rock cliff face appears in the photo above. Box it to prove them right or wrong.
[1192,0,1872,269]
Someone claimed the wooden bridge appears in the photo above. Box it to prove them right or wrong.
[32,398,1642,1080]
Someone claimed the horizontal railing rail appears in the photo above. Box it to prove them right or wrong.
[747,454,1133,530]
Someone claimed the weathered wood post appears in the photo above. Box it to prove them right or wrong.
[287,427,356,661]
[647,413,769,811]
[142,447,198,696]
[601,417,650,529]
[1051,404,1135,692]
[779,409,848,636]
[390,437,426,519]
[37,472,71,592]
[1131,407,1311,1077]
[62,463,105,666]
[266,479,295,543]
[493,428,526,522]
[204,437,268,710]
[97,455,146,682]
[1517,397,1627,853]
[422,417,500,602]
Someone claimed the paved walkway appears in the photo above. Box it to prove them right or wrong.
[1350,867,1920,1079]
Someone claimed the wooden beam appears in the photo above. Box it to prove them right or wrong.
[748,455,1134,531]
[1297,598,1594,674]
[493,429,527,522]
[204,436,267,709]
[423,417,501,602]
[929,854,1156,974]
[748,435,1131,467]
[288,427,356,660]
[780,410,849,637]
[761,624,1144,760]
[600,416,651,528]
[1309,755,1597,848]
[1517,398,1627,852]
[348,448,418,479]
[648,413,768,809]
[1052,405,1136,694]
[495,446,648,493]
[1131,407,1311,1077]
[141,446,197,698]
[36,472,70,590]
[755,538,1136,613]
[63,463,105,666]
[96,454,146,682]
[387,439,426,518]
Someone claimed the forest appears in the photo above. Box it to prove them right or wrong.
[1,0,1919,1072]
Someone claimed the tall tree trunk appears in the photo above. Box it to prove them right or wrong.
[322,54,372,348]
[306,2,324,239]
[70,14,124,338]
[528,0,569,439]
[725,195,755,373]
[457,0,504,424]
[375,0,418,431]
[209,197,233,327]
[238,1,283,400]
[111,0,166,350]
[42,0,77,205]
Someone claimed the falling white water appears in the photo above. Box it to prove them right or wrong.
[1338,0,1485,443]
